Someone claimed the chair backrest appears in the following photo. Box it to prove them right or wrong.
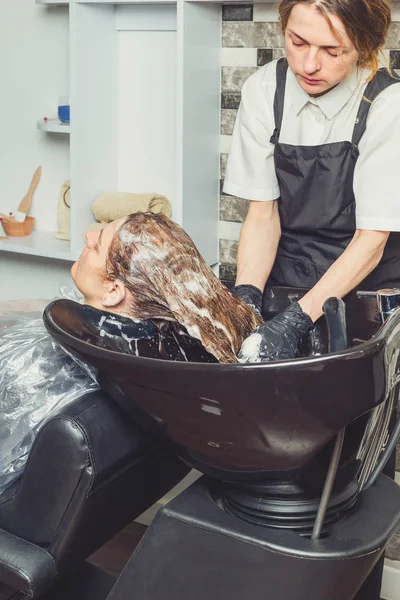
[43,288,400,484]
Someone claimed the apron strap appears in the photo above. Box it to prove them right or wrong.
[270,58,289,145]
[352,68,400,146]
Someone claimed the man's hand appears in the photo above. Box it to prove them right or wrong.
[231,284,263,318]
[238,302,314,363]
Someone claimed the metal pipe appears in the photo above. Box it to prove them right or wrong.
[312,298,348,541]
[312,428,346,540]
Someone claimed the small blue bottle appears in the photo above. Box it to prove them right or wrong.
[58,95,70,124]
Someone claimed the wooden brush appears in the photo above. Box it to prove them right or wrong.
[0,218,7,240]
[14,166,42,223]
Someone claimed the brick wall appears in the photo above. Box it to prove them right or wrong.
[219,4,400,281]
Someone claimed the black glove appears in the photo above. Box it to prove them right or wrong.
[231,284,263,318]
[238,301,314,362]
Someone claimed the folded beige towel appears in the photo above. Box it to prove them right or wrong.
[92,192,172,223]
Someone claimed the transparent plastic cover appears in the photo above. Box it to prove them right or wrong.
[0,288,98,495]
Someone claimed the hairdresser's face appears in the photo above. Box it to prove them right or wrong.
[71,219,125,306]
[285,3,359,97]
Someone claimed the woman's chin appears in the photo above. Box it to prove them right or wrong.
[70,262,84,296]
[70,261,78,279]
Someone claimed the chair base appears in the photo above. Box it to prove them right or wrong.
[215,476,359,537]
[106,475,400,600]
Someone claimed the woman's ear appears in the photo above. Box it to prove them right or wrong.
[101,280,127,309]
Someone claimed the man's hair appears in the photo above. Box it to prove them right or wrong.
[279,0,391,78]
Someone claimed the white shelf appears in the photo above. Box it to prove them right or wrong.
[37,119,71,134]
[0,231,75,261]
[36,0,69,5]
[77,1,176,4]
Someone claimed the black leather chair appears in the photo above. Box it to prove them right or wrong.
[0,388,188,598]
[40,287,400,600]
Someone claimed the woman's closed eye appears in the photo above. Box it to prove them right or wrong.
[94,229,104,252]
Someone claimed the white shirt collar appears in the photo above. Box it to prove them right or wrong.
[287,65,370,120]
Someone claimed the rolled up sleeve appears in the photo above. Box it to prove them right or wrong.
[354,82,400,232]
[223,67,280,202]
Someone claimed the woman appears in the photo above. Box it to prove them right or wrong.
[224,0,399,596]
[0,212,259,494]
[71,212,261,363]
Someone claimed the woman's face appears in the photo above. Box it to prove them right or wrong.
[285,2,359,97]
[71,218,126,305]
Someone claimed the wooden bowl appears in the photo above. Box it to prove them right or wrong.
[3,216,35,237]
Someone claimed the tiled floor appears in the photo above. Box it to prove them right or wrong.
[88,520,148,576]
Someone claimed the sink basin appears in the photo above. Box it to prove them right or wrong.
[43,287,400,484]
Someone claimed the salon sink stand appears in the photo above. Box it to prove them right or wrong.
[39,288,400,600]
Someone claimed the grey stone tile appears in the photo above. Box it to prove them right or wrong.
[390,50,400,69]
[219,239,238,265]
[273,48,286,60]
[386,23,400,49]
[221,109,238,135]
[222,66,257,93]
[220,263,237,283]
[221,92,242,110]
[222,5,253,22]
[220,153,228,179]
[386,526,400,561]
[220,194,249,222]
[222,22,284,49]
[257,48,273,66]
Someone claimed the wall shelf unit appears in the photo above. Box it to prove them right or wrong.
[0,0,221,298]
[1,0,70,277]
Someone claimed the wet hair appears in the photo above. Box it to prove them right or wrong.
[105,212,262,363]
[279,0,391,78]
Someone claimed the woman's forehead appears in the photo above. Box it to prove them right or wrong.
[114,216,128,231]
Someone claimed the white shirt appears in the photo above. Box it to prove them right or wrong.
[223,60,400,232]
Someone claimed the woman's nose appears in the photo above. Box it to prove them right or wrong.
[85,231,97,248]
[303,48,321,74]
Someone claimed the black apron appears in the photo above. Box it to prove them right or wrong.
[269,58,400,292]
[267,59,399,600]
